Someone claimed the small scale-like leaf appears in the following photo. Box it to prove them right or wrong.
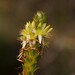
[38,35,42,44]
[44,25,50,32]
[25,22,30,30]
[42,23,46,30]
[47,28,53,33]
[37,22,42,28]
[22,41,27,48]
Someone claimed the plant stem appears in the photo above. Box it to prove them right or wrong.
[17,11,53,75]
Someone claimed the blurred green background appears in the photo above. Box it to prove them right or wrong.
[0,0,75,75]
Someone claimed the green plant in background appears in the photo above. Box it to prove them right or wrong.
[17,11,53,75]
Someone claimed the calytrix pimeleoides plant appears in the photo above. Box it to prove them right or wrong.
[17,11,53,75]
